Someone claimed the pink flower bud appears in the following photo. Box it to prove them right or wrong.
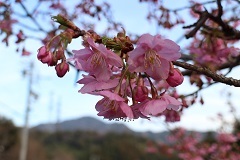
[37,46,53,65]
[166,68,183,87]
[133,86,149,102]
[55,61,69,77]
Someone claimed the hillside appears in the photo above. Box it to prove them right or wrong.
[32,116,132,134]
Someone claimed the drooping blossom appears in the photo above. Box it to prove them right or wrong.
[95,91,134,120]
[131,102,150,120]
[166,68,184,87]
[55,61,69,77]
[133,77,149,102]
[162,110,180,122]
[127,33,181,80]
[162,94,182,111]
[77,74,119,94]
[137,94,182,116]
[133,85,149,102]
[72,38,123,81]
[37,46,53,65]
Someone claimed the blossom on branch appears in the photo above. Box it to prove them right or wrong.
[77,74,119,94]
[37,15,184,121]
[127,33,181,80]
[137,94,182,116]
[72,38,123,81]
[95,91,134,120]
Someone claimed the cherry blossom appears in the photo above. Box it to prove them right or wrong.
[77,74,119,94]
[95,91,134,120]
[37,46,53,65]
[72,38,123,81]
[55,61,69,77]
[166,68,184,87]
[127,33,181,80]
[137,94,181,116]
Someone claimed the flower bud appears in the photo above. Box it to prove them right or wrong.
[133,78,149,102]
[133,86,149,102]
[37,46,54,64]
[166,68,183,87]
[55,61,69,77]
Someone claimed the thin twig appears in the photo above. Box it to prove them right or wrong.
[173,61,240,87]
[18,1,45,32]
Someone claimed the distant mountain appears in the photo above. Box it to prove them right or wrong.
[32,116,132,134]
[32,116,216,142]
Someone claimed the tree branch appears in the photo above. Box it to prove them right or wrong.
[184,10,209,39]
[173,61,240,87]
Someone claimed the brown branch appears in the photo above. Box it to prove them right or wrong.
[216,0,223,18]
[183,0,240,40]
[184,10,209,39]
[18,1,45,32]
[173,61,240,87]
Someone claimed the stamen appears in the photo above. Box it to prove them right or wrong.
[144,50,161,70]
[103,99,117,111]
[91,52,107,68]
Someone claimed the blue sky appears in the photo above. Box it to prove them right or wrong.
[0,0,239,132]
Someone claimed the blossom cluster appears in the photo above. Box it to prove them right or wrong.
[189,36,240,71]
[167,128,240,160]
[38,32,184,121]
[37,28,76,77]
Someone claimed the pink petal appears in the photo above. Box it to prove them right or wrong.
[97,45,123,67]
[73,48,93,59]
[156,39,181,61]
[95,98,107,111]
[87,38,123,67]
[127,47,146,72]
[119,102,134,119]
[137,33,154,48]
[99,91,125,101]
[145,58,170,80]
[78,75,118,94]
[162,94,182,111]
[141,99,167,116]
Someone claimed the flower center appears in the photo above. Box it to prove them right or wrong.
[91,52,107,68]
[103,99,118,111]
[144,50,161,69]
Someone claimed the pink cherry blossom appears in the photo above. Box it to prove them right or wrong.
[219,46,240,57]
[133,77,149,102]
[133,85,149,102]
[217,133,237,143]
[131,102,150,120]
[37,46,54,65]
[95,91,134,120]
[166,68,184,87]
[136,94,181,116]
[77,74,119,94]
[127,33,181,80]
[162,94,182,111]
[189,38,240,67]
[162,110,180,122]
[55,61,69,77]
[72,38,123,81]
[138,98,168,116]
